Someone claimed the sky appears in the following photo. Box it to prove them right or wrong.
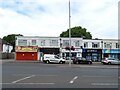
[0,0,119,39]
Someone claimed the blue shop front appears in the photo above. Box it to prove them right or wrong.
[82,49,102,62]
[103,49,120,59]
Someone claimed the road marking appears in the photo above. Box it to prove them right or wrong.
[1,83,55,85]
[69,76,78,84]
[91,83,118,86]
[11,75,35,84]
[13,74,57,77]
[82,76,116,78]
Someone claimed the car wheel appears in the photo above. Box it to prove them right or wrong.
[108,62,111,65]
[46,60,49,64]
[88,62,92,64]
[59,61,63,64]
[73,62,76,64]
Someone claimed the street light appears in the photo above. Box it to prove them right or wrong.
[69,0,71,66]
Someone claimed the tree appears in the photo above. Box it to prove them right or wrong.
[60,26,92,39]
[2,34,23,52]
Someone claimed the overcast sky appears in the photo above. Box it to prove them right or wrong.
[0,0,119,39]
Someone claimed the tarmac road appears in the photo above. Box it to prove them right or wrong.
[1,60,119,89]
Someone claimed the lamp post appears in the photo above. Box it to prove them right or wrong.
[69,0,71,66]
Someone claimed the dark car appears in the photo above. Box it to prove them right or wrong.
[73,57,92,64]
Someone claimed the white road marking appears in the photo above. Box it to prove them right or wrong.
[1,83,55,85]
[11,75,35,84]
[82,76,116,78]
[91,83,118,86]
[69,76,78,84]
[13,74,57,77]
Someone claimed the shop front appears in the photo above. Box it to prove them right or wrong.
[82,49,102,62]
[16,46,38,60]
[103,49,120,59]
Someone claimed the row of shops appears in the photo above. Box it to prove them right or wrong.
[16,46,120,62]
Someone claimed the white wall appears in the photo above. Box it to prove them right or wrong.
[3,44,13,53]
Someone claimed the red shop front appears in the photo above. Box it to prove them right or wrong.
[16,46,38,61]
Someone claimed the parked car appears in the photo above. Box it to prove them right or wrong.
[73,57,92,64]
[43,54,65,64]
[101,58,120,65]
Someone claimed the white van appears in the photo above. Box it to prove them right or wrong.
[43,54,65,64]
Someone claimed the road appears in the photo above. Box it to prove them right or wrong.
[1,60,119,89]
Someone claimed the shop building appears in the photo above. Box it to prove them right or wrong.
[82,39,103,62]
[102,39,120,59]
[15,36,119,61]
[15,36,83,61]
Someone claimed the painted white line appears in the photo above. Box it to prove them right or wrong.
[82,76,115,78]
[69,76,78,84]
[11,75,35,84]
[13,74,57,77]
[91,83,118,86]
[1,83,55,85]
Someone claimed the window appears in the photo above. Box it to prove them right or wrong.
[92,42,100,48]
[41,40,45,46]
[18,40,27,46]
[75,40,80,47]
[63,40,69,47]
[84,42,88,48]
[32,40,36,45]
[50,40,58,46]
[116,43,120,48]
[104,43,112,48]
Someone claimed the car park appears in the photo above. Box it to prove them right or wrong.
[73,57,92,64]
[101,58,120,65]
[43,54,65,64]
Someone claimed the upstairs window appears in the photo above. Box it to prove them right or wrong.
[84,42,88,48]
[92,42,100,48]
[18,40,27,46]
[41,40,45,46]
[63,40,69,47]
[75,40,80,47]
[50,40,58,46]
[32,40,36,45]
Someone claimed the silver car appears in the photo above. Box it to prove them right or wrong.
[101,58,120,65]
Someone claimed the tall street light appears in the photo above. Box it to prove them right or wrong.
[69,0,71,67]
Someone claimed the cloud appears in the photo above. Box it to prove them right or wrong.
[0,0,119,39]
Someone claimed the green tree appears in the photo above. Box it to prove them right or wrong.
[2,34,23,52]
[60,26,92,39]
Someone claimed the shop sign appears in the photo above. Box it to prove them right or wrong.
[16,46,38,52]
[104,49,120,53]
[82,49,98,53]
